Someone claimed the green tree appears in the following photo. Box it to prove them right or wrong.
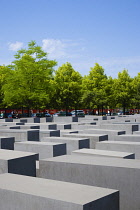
[131,73,140,112]
[53,62,83,113]
[3,41,57,113]
[112,69,133,114]
[82,63,108,115]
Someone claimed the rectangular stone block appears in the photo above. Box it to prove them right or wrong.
[62,133,108,148]
[40,117,53,123]
[40,130,60,138]
[57,124,71,130]
[72,148,135,159]
[60,129,79,137]
[96,140,140,159]
[0,173,119,210]
[0,129,39,142]
[0,149,38,176]
[39,155,140,210]
[114,134,140,142]
[53,116,78,123]
[41,137,90,154]
[14,141,66,159]
[79,129,125,140]
[99,123,138,134]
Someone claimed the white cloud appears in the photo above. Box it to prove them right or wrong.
[8,41,23,51]
[42,39,86,60]
[42,39,66,59]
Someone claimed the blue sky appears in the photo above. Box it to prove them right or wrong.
[1,0,140,78]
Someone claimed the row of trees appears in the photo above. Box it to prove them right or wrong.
[0,41,140,114]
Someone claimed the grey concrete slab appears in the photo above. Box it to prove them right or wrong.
[39,155,140,210]
[62,133,108,148]
[71,123,98,130]
[53,116,78,123]
[114,134,140,142]
[25,122,57,130]
[96,140,140,159]
[0,129,39,142]
[0,149,38,176]
[99,123,138,134]
[57,124,71,130]
[72,148,135,159]
[79,129,125,140]
[60,129,79,137]
[133,131,140,135]
[40,117,53,123]
[0,173,119,210]
[40,130,60,138]
[41,137,90,154]
[11,125,40,130]
[14,141,66,159]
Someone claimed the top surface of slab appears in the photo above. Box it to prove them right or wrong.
[0,129,38,133]
[73,148,134,157]
[63,134,107,137]
[43,137,89,141]
[0,149,37,160]
[0,173,118,204]
[99,140,140,145]
[42,154,140,169]
[15,141,64,146]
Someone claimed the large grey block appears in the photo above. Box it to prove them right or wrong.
[114,134,140,142]
[96,140,140,159]
[62,133,108,148]
[0,173,119,210]
[0,129,39,142]
[40,130,60,138]
[60,129,79,137]
[99,123,139,134]
[14,141,66,159]
[57,124,71,130]
[25,123,57,130]
[72,148,135,159]
[79,129,125,140]
[41,137,90,154]
[0,149,38,176]
[53,116,78,123]
[39,155,140,210]
[40,117,53,123]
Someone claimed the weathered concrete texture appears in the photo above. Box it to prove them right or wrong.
[0,149,38,176]
[79,129,125,140]
[71,123,98,130]
[0,173,119,210]
[99,123,139,134]
[62,133,108,148]
[53,116,78,123]
[14,125,40,129]
[39,155,140,210]
[60,129,79,137]
[39,117,54,123]
[96,140,140,159]
[14,141,66,159]
[0,129,39,142]
[24,123,57,130]
[133,131,140,135]
[40,130,60,138]
[41,137,90,154]
[0,137,15,150]
[57,124,71,130]
[72,148,135,159]
[114,134,140,142]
